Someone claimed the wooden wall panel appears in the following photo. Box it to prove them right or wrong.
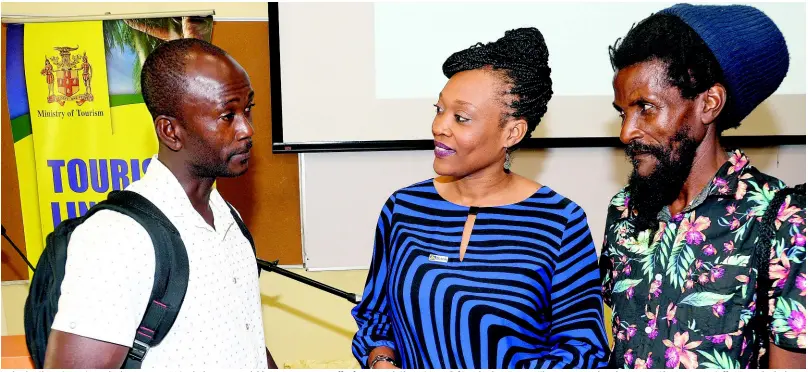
[212,22,303,265]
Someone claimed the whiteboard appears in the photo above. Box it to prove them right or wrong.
[277,2,805,147]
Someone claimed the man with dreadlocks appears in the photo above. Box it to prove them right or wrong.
[350,28,609,369]
[600,3,805,369]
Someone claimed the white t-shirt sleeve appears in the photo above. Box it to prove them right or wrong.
[51,209,156,347]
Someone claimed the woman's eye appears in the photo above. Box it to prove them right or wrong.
[455,115,469,123]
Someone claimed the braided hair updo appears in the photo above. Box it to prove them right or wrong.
[442,27,553,151]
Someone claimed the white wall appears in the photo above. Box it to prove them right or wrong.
[301,145,806,270]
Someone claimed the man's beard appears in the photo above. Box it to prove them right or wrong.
[625,128,700,234]
[190,141,253,179]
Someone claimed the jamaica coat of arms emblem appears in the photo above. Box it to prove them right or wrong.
[41,46,93,106]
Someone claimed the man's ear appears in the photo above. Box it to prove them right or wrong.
[155,115,183,151]
[700,83,727,126]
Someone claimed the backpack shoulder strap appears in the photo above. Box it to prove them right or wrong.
[751,183,805,368]
[94,190,190,369]
[223,201,260,276]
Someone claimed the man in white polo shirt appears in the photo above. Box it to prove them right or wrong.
[43,38,277,369]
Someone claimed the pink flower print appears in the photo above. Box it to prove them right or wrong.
[617,330,625,340]
[705,334,727,344]
[730,218,741,230]
[775,198,801,230]
[634,353,653,369]
[680,215,710,245]
[770,252,790,289]
[793,232,806,247]
[649,279,662,299]
[723,240,735,254]
[702,244,717,256]
[672,213,684,222]
[706,332,739,349]
[728,151,748,175]
[619,197,631,219]
[736,275,749,284]
[654,223,666,242]
[646,320,659,340]
[662,332,702,369]
[626,286,635,300]
[735,181,748,200]
[797,273,806,297]
[665,303,678,326]
[664,346,679,368]
[627,325,638,340]
[685,279,695,290]
[695,259,703,269]
[788,310,806,334]
[686,230,704,245]
[624,349,634,366]
[712,301,726,317]
[725,203,737,216]
[714,177,730,194]
[623,264,632,276]
[789,214,804,226]
[711,266,725,282]
[699,273,710,284]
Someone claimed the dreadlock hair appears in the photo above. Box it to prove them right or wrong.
[609,13,735,132]
[751,183,805,368]
[141,38,229,121]
[442,27,553,152]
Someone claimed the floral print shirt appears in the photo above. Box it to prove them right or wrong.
[600,150,806,369]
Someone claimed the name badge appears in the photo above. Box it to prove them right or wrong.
[429,254,448,263]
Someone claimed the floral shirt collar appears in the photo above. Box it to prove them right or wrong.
[654,150,751,222]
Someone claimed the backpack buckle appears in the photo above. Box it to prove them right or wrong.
[128,339,150,362]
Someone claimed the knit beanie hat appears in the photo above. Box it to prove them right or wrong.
[659,3,789,125]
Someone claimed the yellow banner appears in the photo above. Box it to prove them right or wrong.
[22,21,151,266]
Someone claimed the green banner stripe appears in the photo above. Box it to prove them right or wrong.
[110,94,144,107]
[10,114,32,143]
[10,94,142,143]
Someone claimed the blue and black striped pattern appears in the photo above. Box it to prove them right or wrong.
[352,180,609,368]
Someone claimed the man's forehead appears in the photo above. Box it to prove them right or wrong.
[182,53,251,101]
[615,61,671,95]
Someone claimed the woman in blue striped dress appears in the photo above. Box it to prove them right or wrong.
[351,28,609,369]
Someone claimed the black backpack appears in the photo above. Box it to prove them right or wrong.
[24,190,257,369]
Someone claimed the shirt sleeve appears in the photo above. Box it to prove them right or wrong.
[51,210,155,348]
[351,195,398,367]
[534,204,609,368]
[768,191,806,351]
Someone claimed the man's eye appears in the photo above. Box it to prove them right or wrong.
[246,103,256,113]
[221,113,235,121]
